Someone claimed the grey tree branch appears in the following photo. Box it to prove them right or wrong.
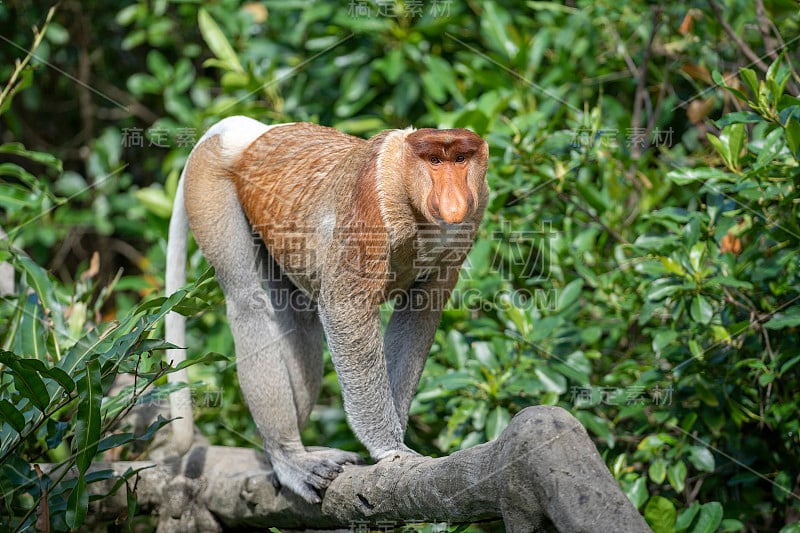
[46,406,650,532]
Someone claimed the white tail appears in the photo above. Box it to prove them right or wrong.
[165,175,194,455]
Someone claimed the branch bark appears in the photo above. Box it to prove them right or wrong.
[49,406,650,532]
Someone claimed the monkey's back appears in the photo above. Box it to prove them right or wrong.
[231,123,377,297]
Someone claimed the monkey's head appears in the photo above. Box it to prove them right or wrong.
[403,128,489,226]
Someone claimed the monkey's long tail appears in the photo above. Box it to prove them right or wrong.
[165,174,194,455]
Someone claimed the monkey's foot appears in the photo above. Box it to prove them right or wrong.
[375,445,422,462]
[270,448,363,504]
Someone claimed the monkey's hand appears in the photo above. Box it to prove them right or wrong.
[270,447,364,504]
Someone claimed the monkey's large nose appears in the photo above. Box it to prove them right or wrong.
[433,188,473,224]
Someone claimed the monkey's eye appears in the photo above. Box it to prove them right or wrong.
[429,156,442,165]
[455,155,466,163]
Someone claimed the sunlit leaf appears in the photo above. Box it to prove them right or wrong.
[198,8,244,73]
[645,496,677,533]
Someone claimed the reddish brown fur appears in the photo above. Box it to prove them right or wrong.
[229,124,392,302]
[405,128,485,161]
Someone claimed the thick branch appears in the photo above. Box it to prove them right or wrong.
[49,406,650,532]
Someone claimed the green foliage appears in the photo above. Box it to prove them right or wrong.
[0,246,191,530]
[2,0,800,530]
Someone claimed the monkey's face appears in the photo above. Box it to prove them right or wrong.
[404,128,489,226]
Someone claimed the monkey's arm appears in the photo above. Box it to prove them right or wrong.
[318,296,413,460]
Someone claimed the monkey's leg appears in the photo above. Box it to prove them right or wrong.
[258,254,365,454]
[225,249,360,504]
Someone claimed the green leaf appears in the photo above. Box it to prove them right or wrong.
[556,279,583,311]
[660,256,687,277]
[739,68,759,97]
[727,123,746,169]
[712,70,749,102]
[534,367,567,394]
[0,143,62,173]
[648,459,667,484]
[706,132,731,169]
[127,73,160,96]
[690,502,723,533]
[688,446,715,472]
[198,8,244,73]
[14,254,68,344]
[21,360,75,393]
[135,186,173,219]
[652,330,678,353]
[0,399,26,433]
[0,351,50,411]
[781,355,800,375]
[753,127,786,169]
[668,460,687,493]
[676,501,700,531]
[74,359,102,473]
[97,432,135,452]
[66,474,89,528]
[644,496,677,533]
[766,55,784,87]
[764,305,800,330]
[689,242,705,273]
[786,119,800,159]
[485,406,510,441]
[714,111,763,128]
[624,476,649,509]
[429,371,477,390]
[688,339,705,362]
[690,295,713,325]
[646,279,682,302]
[666,167,731,185]
[575,180,608,213]
[17,293,48,361]
[610,454,627,478]
[373,46,403,84]
[721,519,745,531]
[480,1,518,58]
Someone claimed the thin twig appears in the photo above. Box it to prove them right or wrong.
[752,0,799,95]
[630,7,661,161]
[0,7,56,109]
[708,0,769,73]
[754,0,779,60]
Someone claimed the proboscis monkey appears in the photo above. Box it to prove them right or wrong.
[165,116,489,503]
